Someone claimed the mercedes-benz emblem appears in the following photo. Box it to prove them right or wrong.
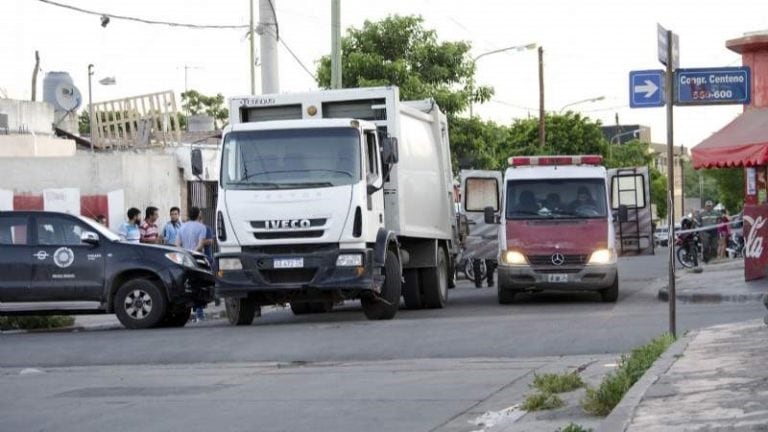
[551,253,565,266]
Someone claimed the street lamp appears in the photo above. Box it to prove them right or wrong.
[469,43,537,117]
[559,96,605,113]
[87,65,116,152]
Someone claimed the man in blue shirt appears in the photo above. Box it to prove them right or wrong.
[118,208,141,243]
[176,207,210,321]
[162,206,183,246]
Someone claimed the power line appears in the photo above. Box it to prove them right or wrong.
[38,0,249,29]
[264,27,316,82]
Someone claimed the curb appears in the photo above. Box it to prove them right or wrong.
[657,286,766,303]
[597,331,696,432]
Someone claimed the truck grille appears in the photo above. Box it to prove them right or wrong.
[261,269,316,284]
[527,254,588,266]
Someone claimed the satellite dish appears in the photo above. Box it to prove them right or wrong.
[54,83,82,111]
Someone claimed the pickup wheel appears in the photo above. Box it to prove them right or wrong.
[600,278,619,303]
[225,297,258,325]
[114,279,167,329]
[402,269,422,310]
[160,304,191,327]
[421,246,448,309]
[361,250,401,320]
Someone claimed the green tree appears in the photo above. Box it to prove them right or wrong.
[650,169,668,219]
[500,112,608,158]
[181,90,229,129]
[704,168,744,213]
[449,117,509,170]
[316,15,492,116]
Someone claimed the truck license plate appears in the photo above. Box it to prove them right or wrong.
[274,258,304,269]
[547,274,568,283]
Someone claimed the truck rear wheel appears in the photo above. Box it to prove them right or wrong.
[361,250,401,320]
[402,269,422,310]
[421,247,448,309]
[225,297,258,325]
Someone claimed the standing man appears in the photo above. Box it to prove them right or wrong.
[118,208,142,243]
[162,206,183,246]
[139,206,163,244]
[176,206,210,321]
[698,200,720,263]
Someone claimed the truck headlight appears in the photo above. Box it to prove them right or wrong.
[165,252,196,268]
[588,249,615,265]
[502,250,528,265]
[336,254,363,267]
[218,258,243,271]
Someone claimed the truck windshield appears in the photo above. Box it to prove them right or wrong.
[505,179,607,220]
[221,128,361,190]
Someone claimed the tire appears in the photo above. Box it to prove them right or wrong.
[290,301,333,315]
[676,246,695,268]
[497,284,517,304]
[159,304,191,328]
[402,269,422,310]
[114,279,167,329]
[464,259,486,282]
[600,278,619,303]
[225,297,258,326]
[421,247,448,309]
[361,250,401,320]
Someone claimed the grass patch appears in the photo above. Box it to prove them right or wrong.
[556,423,593,432]
[521,392,564,411]
[0,315,75,331]
[532,371,584,393]
[582,333,675,416]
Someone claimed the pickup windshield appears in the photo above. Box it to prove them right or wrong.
[505,178,607,220]
[221,128,361,190]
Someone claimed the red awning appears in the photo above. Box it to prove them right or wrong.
[691,108,768,168]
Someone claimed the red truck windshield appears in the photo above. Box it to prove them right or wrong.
[505,179,607,220]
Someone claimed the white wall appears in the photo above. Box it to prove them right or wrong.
[0,99,55,135]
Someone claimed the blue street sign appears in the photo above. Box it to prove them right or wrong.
[629,70,665,108]
[675,67,751,105]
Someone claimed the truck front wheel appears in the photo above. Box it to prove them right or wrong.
[225,297,259,325]
[361,250,401,320]
[498,283,517,305]
[600,278,619,303]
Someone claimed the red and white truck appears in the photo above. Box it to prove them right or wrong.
[471,155,652,303]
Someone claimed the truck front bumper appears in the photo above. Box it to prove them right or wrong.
[215,248,378,300]
[497,263,617,292]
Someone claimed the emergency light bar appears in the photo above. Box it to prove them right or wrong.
[508,155,603,167]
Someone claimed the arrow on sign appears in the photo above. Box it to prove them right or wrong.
[634,80,659,98]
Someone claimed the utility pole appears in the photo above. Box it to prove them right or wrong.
[31,51,40,101]
[88,64,94,151]
[664,29,676,338]
[538,46,545,148]
[259,0,279,94]
[249,0,256,94]
[330,0,342,89]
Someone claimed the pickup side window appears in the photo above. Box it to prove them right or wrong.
[35,216,85,246]
[0,216,28,245]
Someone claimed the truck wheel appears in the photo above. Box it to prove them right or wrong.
[361,250,401,320]
[402,269,422,310]
[225,297,258,325]
[498,283,517,304]
[421,247,448,309]
[600,278,619,303]
[114,279,167,329]
[160,304,191,327]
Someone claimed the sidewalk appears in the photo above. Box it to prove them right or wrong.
[602,258,768,430]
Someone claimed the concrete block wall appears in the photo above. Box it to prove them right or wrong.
[0,99,56,135]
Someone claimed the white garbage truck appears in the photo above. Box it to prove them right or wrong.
[197,86,460,324]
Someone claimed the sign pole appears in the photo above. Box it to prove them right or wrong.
[665,29,676,338]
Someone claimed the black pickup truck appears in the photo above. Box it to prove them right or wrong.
[0,211,213,329]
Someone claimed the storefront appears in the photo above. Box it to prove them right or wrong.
[692,32,768,280]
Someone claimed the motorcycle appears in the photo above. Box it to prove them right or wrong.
[726,232,745,258]
[675,231,701,268]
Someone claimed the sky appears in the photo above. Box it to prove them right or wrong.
[2,0,767,149]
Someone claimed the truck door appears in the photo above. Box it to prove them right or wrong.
[609,167,654,255]
[31,214,106,301]
[0,214,33,302]
[364,129,385,238]
[461,170,503,263]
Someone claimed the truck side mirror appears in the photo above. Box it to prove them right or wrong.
[484,206,497,224]
[382,137,399,164]
[617,204,629,223]
[191,148,203,177]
